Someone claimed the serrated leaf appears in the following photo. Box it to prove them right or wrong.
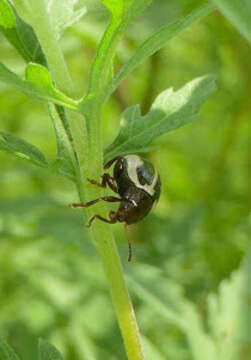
[213,0,251,43]
[47,0,86,39]
[0,338,20,360]
[0,131,48,167]
[105,3,215,101]
[0,0,16,28]
[207,251,251,360]
[39,339,63,360]
[0,62,78,109]
[104,75,216,162]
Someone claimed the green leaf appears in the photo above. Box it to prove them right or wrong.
[128,265,217,360]
[105,2,215,101]
[0,338,20,360]
[39,339,63,360]
[0,0,16,28]
[213,0,251,43]
[47,0,86,39]
[178,302,217,360]
[0,62,78,109]
[104,75,216,162]
[0,1,46,64]
[208,251,251,360]
[0,131,48,167]
[14,10,47,64]
[25,63,78,108]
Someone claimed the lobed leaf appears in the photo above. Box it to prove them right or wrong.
[0,338,20,360]
[39,339,63,360]
[0,62,78,109]
[105,2,215,101]
[213,0,251,43]
[0,131,48,167]
[104,75,216,162]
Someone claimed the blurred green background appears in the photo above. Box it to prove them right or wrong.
[0,0,250,359]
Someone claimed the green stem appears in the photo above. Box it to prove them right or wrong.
[22,1,145,359]
[23,1,74,96]
[80,15,126,182]
[25,0,89,200]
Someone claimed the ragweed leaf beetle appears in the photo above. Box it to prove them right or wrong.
[72,155,161,260]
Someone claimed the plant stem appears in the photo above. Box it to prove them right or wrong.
[25,1,74,96]
[25,1,145,359]
[26,0,89,199]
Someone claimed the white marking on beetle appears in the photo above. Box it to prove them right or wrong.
[125,155,158,196]
[130,199,137,206]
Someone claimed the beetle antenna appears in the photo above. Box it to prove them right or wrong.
[124,224,132,262]
[128,238,132,262]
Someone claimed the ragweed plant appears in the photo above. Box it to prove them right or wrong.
[6,0,251,359]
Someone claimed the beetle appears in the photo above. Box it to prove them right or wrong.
[72,155,161,260]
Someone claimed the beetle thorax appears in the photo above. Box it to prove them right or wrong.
[125,155,158,196]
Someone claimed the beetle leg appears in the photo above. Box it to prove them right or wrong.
[88,173,118,193]
[104,156,122,170]
[124,223,132,262]
[72,196,122,208]
[87,211,117,227]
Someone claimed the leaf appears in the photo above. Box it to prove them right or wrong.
[25,63,78,108]
[104,75,216,162]
[0,131,48,167]
[0,1,46,64]
[128,265,217,360]
[47,0,86,39]
[14,10,47,64]
[0,62,78,109]
[0,0,16,28]
[207,251,251,360]
[213,0,251,43]
[39,339,63,360]
[105,2,215,101]
[0,338,20,360]
[178,301,217,360]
